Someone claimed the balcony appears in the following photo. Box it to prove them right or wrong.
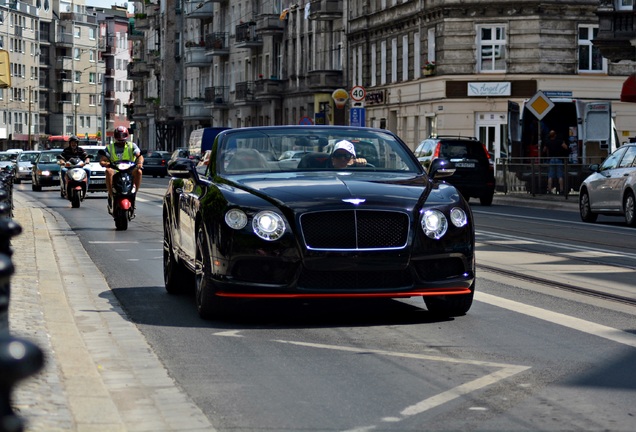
[58,79,74,93]
[594,7,636,62]
[254,78,283,100]
[205,86,229,107]
[255,14,286,36]
[307,70,343,90]
[185,0,214,19]
[308,0,343,21]
[105,68,115,78]
[127,61,151,80]
[235,23,262,49]
[183,99,211,120]
[130,29,145,40]
[56,56,73,70]
[205,33,230,56]
[56,32,73,47]
[104,90,116,100]
[235,81,256,105]
[184,46,210,67]
[134,16,151,30]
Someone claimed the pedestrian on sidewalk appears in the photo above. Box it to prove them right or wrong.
[543,130,569,194]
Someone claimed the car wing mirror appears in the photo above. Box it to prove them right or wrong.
[429,159,456,179]
[167,157,198,180]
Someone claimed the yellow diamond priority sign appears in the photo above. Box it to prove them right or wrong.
[526,90,555,120]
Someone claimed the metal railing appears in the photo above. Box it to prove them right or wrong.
[494,157,591,199]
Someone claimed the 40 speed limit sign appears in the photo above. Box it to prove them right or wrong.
[350,86,366,102]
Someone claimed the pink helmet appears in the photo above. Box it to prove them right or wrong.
[114,126,129,142]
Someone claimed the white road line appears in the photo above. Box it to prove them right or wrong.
[476,291,636,348]
[88,241,139,244]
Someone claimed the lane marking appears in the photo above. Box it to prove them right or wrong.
[89,241,139,244]
[476,292,636,348]
[214,330,244,337]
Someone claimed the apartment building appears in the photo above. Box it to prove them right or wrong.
[128,0,636,155]
[0,0,130,150]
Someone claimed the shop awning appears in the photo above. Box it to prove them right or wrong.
[620,73,636,102]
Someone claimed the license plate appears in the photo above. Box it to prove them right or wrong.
[455,162,475,168]
[91,179,105,184]
[52,176,59,181]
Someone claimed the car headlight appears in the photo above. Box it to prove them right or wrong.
[40,170,51,176]
[450,207,468,228]
[253,211,286,241]
[225,209,248,230]
[422,209,448,239]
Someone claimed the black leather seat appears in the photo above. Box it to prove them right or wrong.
[297,152,330,169]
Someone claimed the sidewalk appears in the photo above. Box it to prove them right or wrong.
[8,191,213,432]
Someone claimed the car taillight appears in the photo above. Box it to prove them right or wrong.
[482,144,490,160]
[433,142,441,158]
[161,159,166,166]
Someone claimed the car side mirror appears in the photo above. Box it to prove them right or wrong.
[167,157,198,180]
[429,159,456,179]
[588,163,600,173]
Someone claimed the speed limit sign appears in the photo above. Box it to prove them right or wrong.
[350,86,366,102]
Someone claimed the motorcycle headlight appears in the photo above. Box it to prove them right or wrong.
[225,209,248,230]
[252,211,286,241]
[70,169,87,181]
[421,209,448,240]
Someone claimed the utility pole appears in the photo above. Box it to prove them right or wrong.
[101,77,106,145]
[27,86,32,150]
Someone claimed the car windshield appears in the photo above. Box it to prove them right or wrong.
[216,127,420,175]
[0,153,13,162]
[19,152,40,163]
[38,152,59,163]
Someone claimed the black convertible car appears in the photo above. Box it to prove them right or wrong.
[163,126,475,320]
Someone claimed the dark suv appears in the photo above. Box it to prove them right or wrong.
[414,136,495,205]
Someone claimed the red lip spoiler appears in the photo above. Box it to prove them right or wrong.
[217,287,471,299]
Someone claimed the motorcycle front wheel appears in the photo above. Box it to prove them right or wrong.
[71,191,81,208]
[114,208,128,231]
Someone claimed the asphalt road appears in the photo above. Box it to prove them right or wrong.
[16,179,636,431]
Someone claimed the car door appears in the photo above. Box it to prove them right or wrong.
[587,146,628,210]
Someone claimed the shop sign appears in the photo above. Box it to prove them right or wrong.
[467,82,511,97]
[365,90,385,105]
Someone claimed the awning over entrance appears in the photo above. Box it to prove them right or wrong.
[620,73,636,102]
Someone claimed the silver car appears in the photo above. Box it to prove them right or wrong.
[579,143,636,225]
[14,151,40,184]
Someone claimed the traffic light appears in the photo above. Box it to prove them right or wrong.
[0,50,10,88]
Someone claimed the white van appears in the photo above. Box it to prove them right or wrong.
[508,98,619,165]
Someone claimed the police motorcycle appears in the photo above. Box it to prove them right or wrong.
[98,150,138,231]
[57,155,89,208]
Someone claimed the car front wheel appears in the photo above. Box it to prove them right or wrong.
[579,189,598,223]
[624,191,636,227]
[424,281,475,317]
[163,217,193,294]
[195,226,225,320]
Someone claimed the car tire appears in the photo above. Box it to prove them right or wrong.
[14,179,20,184]
[624,191,636,227]
[163,217,193,294]
[579,189,598,223]
[479,193,494,206]
[424,281,475,317]
[195,226,226,320]
[32,183,41,192]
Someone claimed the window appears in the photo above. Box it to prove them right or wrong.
[74,26,80,38]
[89,72,96,84]
[89,94,97,105]
[74,71,81,82]
[477,25,506,73]
[74,48,80,60]
[578,25,605,73]
[617,0,633,11]
[74,93,80,105]
[89,27,96,40]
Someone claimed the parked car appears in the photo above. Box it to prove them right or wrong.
[14,151,40,183]
[414,135,496,205]
[143,151,171,177]
[170,147,191,161]
[163,125,476,320]
[579,143,636,225]
[31,149,63,191]
[81,145,107,193]
[0,152,17,177]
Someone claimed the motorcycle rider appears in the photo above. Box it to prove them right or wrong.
[100,126,144,209]
[60,135,90,191]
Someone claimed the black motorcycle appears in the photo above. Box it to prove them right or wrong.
[58,155,88,208]
[106,159,138,231]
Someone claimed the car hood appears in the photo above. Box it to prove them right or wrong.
[227,172,436,210]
